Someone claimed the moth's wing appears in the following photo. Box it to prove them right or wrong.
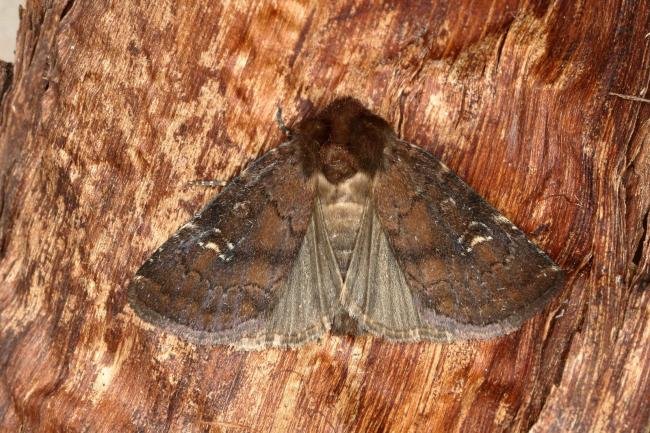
[343,140,564,341]
[128,142,342,349]
[342,199,425,340]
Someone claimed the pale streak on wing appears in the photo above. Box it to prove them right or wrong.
[239,199,342,349]
[342,201,443,341]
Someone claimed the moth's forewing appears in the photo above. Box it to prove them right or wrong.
[360,139,564,340]
[128,142,330,348]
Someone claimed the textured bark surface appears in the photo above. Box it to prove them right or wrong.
[1,1,648,432]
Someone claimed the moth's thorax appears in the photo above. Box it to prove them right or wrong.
[319,143,361,183]
[317,172,370,278]
[296,97,394,184]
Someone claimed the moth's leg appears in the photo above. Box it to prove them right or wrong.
[275,106,293,138]
[184,180,227,189]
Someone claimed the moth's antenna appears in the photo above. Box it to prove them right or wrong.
[275,106,293,139]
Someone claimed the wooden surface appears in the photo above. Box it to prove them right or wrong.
[1,1,648,432]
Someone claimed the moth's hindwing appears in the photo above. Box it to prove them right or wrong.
[128,142,337,349]
[343,140,565,341]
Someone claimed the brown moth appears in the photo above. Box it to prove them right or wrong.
[128,97,564,350]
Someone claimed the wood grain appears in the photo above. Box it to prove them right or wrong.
[1,1,648,432]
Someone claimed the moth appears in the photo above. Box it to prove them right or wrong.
[128,97,564,350]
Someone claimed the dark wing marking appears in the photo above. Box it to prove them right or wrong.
[348,140,564,341]
[128,142,338,349]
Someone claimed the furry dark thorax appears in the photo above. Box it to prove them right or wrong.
[296,97,393,184]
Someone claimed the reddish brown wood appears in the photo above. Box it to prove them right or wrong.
[1,1,648,432]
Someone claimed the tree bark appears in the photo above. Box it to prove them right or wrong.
[1,1,648,432]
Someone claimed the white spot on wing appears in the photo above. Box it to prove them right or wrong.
[492,214,518,230]
[182,222,197,230]
[227,242,234,250]
[470,235,493,247]
[469,221,491,230]
[442,197,456,206]
[204,242,220,252]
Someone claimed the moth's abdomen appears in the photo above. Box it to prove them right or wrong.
[317,173,370,278]
[322,202,364,276]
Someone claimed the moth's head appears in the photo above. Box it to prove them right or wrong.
[296,97,394,184]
